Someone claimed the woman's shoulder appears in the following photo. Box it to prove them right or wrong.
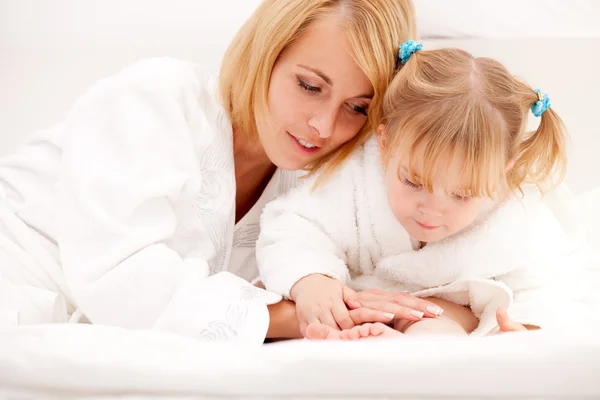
[69,58,222,115]
[63,58,231,148]
[105,57,216,92]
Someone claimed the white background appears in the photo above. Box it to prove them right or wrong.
[1,0,599,193]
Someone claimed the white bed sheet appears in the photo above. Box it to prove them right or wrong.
[1,319,600,400]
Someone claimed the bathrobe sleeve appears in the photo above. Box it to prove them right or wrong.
[256,164,361,299]
[56,58,280,345]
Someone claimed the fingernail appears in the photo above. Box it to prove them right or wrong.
[383,312,395,320]
[426,306,444,316]
[410,310,424,318]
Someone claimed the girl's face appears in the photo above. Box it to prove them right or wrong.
[256,13,374,171]
[379,130,496,243]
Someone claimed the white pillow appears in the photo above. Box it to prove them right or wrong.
[415,0,600,38]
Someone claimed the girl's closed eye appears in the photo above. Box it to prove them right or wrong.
[403,177,421,189]
[452,192,471,202]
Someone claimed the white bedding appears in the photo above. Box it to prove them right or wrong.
[1,317,599,400]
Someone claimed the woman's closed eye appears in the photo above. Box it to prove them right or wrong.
[297,78,321,93]
[348,103,368,116]
[298,77,368,117]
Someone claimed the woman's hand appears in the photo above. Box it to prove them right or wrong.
[344,288,444,320]
[496,306,540,332]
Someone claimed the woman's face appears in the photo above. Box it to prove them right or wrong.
[256,13,374,171]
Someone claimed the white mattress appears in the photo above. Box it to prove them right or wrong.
[1,319,599,400]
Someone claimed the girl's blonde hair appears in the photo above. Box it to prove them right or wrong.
[219,0,416,176]
[382,47,567,198]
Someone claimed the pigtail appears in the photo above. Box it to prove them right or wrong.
[512,92,568,192]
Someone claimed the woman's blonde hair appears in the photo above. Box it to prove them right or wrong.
[381,47,568,198]
[219,0,416,175]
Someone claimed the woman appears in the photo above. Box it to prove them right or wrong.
[0,0,437,344]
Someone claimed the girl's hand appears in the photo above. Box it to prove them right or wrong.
[290,274,357,336]
[496,306,540,332]
[290,275,399,336]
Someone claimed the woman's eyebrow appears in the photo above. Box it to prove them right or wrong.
[298,64,332,85]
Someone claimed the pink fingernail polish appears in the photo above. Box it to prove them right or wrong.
[410,310,424,318]
[383,312,395,319]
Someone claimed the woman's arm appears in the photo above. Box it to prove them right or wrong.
[266,300,301,339]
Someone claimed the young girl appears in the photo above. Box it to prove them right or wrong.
[256,41,570,339]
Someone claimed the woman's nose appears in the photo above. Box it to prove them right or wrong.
[308,110,336,138]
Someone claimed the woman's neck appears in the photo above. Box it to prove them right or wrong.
[233,132,272,177]
[232,127,276,223]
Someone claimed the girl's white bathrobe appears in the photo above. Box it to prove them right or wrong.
[257,138,571,335]
[0,58,300,344]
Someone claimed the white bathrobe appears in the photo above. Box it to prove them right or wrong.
[0,58,301,344]
[257,137,571,335]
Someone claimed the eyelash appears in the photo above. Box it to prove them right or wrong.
[297,78,368,117]
[403,178,421,189]
[298,80,320,93]
[349,104,368,117]
[404,178,471,202]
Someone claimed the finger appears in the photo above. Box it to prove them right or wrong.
[392,295,444,317]
[496,306,526,332]
[370,322,390,337]
[319,310,341,330]
[348,307,395,325]
[360,288,386,295]
[306,322,335,340]
[342,286,362,309]
[299,320,309,337]
[347,326,361,340]
[298,312,320,337]
[358,292,443,317]
[331,302,355,330]
[364,302,425,321]
[358,323,373,338]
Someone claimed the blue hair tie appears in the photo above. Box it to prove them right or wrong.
[531,89,551,117]
[399,40,422,64]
